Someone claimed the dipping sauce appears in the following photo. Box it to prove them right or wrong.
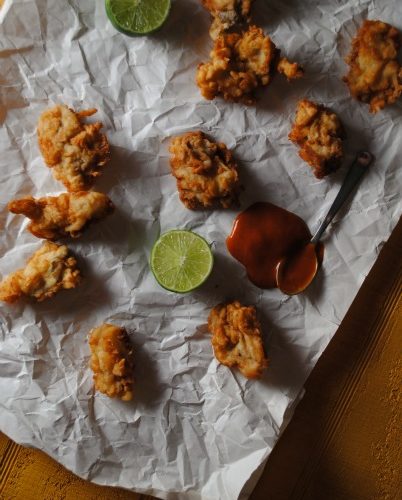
[276,242,319,295]
[226,202,323,290]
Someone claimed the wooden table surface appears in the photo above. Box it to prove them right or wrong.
[1,218,401,500]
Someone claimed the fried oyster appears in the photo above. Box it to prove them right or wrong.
[288,99,345,179]
[343,20,402,113]
[196,25,303,104]
[89,324,135,401]
[8,191,114,240]
[37,104,110,191]
[201,0,254,39]
[169,131,241,209]
[208,301,268,379]
[0,241,81,303]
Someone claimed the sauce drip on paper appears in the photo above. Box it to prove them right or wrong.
[226,202,324,290]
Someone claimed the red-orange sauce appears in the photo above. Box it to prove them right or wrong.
[277,242,318,294]
[226,202,323,290]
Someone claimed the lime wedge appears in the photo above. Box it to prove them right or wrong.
[150,230,214,293]
[105,0,171,36]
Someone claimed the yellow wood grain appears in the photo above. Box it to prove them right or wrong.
[0,434,142,499]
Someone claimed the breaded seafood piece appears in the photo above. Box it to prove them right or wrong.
[169,131,241,209]
[89,324,134,401]
[196,25,303,104]
[8,192,114,240]
[202,0,254,39]
[0,241,81,303]
[289,99,345,179]
[343,20,402,113]
[208,301,268,378]
[37,104,110,191]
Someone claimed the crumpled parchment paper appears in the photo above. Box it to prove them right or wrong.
[0,0,401,498]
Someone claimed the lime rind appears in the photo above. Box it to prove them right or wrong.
[105,0,171,37]
[150,230,214,293]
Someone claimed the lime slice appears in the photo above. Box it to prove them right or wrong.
[150,230,214,293]
[105,0,171,36]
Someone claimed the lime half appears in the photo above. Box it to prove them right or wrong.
[151,230,214,293]
[105,0,171,36]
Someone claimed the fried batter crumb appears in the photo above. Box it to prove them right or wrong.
[169,131,241,209]
[288,99,345,179]
[277,57,304,80]
[37,104,110,191]
[89,324,134,401]
[343,20,402,113]
[208,301,268,379]
[0,241,81,303]
[8,191,114,240]
[202,0,254,39]
[196,25,303,104]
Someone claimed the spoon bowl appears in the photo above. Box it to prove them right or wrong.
[276,242,319,295]
[276,151,374,295]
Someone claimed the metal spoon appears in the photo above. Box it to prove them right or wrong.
[276,151,374,295]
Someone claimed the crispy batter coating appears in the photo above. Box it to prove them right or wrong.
[169,131,241,209]
[202,0,254,39]
[208,301,268,379]
[196,25,303,104]
[37,104,110,191]
[89,324,134,401]
[0,241,81,303]
[288,99,345,178]
[8,192,114,240]
[277,57,304,81]
[343,20,402,113]
[202,0,253,19]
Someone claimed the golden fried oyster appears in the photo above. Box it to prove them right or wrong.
[208,301,268,379]
[202,0,254,39]
[169,131,241,209]
[0,241,81,303]
[343,20,402,113]
[37,104,110,191]
[196,25,303,104]
[288,99,345,178]
[8,191,114,240]
[89,324,134,401]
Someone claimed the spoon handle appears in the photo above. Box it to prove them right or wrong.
[311,151,374,244]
